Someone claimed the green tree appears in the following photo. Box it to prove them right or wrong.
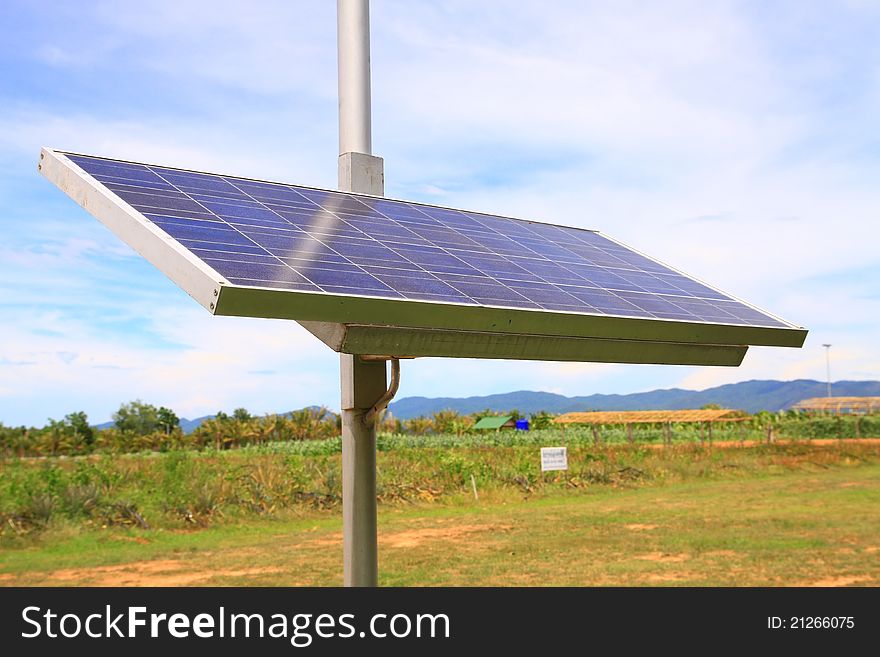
[285,407,337,441]
[113,400,161,435]
[64,411,95,446]
[232,407,253,422]
[157,407,180,435]
[1,424,34,457]
[195,415,228,450]
[530,411,555,430]
[431,409,462,434]
[43,418,72,455]
[404,416,433,435]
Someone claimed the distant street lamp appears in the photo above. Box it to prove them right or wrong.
[822,344,832,398]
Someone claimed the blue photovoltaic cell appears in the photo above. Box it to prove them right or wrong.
[66,154,790,329]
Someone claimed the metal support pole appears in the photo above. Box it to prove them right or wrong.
[341,355,386,586]
[337,0,385,587]
[338,0,372,156]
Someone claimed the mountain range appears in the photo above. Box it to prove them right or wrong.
[386,379,880,419]
[92,379,880,431]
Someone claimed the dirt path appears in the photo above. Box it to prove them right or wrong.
[39,560,283,587]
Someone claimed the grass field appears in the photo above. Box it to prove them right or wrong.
[1,441,879,586]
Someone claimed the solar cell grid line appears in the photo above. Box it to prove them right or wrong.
[71,151,777,318]
[102,163,588,291]
[110,157,558,307]
[77,154,716,308]
[151,166,407,296]
[39,150,807,351]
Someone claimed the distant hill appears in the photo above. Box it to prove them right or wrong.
[387,379,880,419]
[91,380,880,431]
[94,407,337,434]
[93,416,209,434]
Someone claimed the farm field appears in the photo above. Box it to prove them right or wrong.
[1,439,879,586]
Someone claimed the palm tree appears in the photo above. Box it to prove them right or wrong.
[404,416,433,435]
[194,416,228,451]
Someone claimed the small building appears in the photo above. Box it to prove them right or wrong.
[792,397,880,415]
[552,408,747,445]
[553,409,744,425]
[473,415,516,430]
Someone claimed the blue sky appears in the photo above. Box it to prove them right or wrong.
[1,0,878,426]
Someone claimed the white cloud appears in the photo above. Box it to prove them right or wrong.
[0,301,339,425]
[2,0,879,425]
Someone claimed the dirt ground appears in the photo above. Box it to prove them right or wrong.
[21,524,512,586]
[39,561,283,587]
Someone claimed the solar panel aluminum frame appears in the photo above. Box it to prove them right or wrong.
[297,321,748,365]
[39,148,221,314]
[39,148,805,365]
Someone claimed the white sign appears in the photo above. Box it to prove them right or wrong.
[541,447,568,472]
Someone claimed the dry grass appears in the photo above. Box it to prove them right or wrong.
[1,462,878,586]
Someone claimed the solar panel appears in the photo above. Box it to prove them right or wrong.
[39,149,807,360]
